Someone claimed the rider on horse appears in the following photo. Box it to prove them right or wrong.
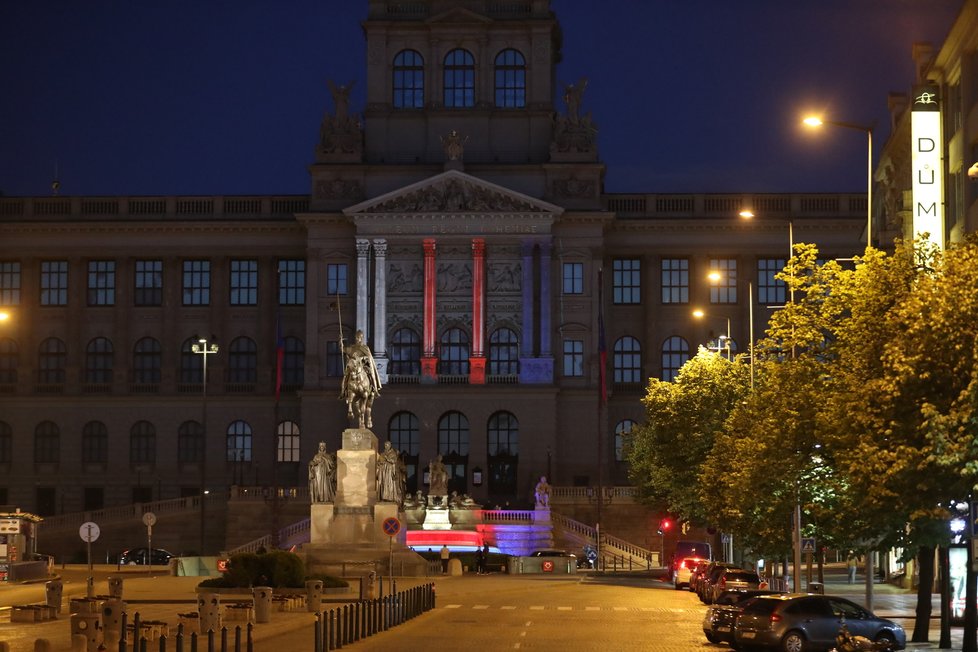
[339,329,382,429]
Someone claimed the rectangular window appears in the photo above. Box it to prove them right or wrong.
[40,261,69,306]
[563,339,584,377]
[325,341,343,377]
[757,258,787,305]
[278,259,305,305]
[182,260,210,306]
[613,259,641,304]
[0,262,21,305]
[661,258,689,304]
[562,262,583,295]
[327,263,348,296]
[87,260,116,306]
[709,259,737,304]
[134,260,163,306]
[230,259,258,306]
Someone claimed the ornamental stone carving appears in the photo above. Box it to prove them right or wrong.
[551,77,598,159]
[316,80,363,159]
[314,179,364,201]
[371,179,538,213]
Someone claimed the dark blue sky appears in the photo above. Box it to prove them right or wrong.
[0,1,963,198]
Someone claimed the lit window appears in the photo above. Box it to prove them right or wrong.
[613,259,641,304]
[494,49,525,108]
[709,259,737,304]
[563,262,583,295]
[393,50,424,109]
[327,263,348,296]
[277,421,301,463]
[444,49,475,108]
[613,336,642,384]
[230,259,258,306]
[661,258,688,304]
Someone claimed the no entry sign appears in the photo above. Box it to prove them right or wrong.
[382,517,401,537]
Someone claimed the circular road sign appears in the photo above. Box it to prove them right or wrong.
[542,560,555,572]
[142,512,157,527]
[381,517,401,537]
[79,522,100,543]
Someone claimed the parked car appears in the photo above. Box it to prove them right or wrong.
[673,556,708,589]
[733,593,906,652]
[706,567,765,603]
[118,548,174,566]
[688,560,712,594]
[702,589,784,645]
[697,561,739,602]
[530,549,576,559]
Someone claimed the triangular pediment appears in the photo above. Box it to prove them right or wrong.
[426,7,493,24]
[343,170,564,216]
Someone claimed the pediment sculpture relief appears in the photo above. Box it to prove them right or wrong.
[371,179,539,213]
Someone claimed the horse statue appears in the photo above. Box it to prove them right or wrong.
[339,329,382,429]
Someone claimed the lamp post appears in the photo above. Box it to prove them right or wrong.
[192,336,219,554]
[803,116,873,247]
[705,273,754,387]
[692,309,731,360]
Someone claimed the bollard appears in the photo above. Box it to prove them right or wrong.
[361,572,377,600]
[70,612,103,652]
[305,579,323,613]
[101,599,127,642]
[33,641,51,652]
[197,592,221,634]
[45,580,63,615]
[252,587,272,624]
[86,576,95,599]
[108,576,124,599]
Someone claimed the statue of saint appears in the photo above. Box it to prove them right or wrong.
[534,475,551,508]
[327,79,355,123]
[308,441,336,503]
[562,78,588,122]
[440,129,467,161]
[376,441,403,504]
[428,454,449,496]
[339,329,382,429]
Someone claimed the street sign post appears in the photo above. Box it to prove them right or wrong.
[142,512,157,570]
[79,521,100,592]
[382,517,401,584]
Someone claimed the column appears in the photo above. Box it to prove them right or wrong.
[535,238,554,382]
[421,238,438,382]
[372,239,388,383]
[355,239,371,339]
[519,240,535,359]
[469,238,486,385]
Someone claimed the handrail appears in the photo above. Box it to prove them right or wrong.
[40,495,204,532]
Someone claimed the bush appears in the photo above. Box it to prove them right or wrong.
[196,551,347,590]
[304,573,349,589]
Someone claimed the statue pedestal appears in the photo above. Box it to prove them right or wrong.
[422,504,452,531]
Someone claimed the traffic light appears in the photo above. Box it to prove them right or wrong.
[657,518,673,535]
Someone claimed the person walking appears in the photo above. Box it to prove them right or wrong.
[846,551,858,584]
[476,544,486,575]
[440,544,450,575]
[481,542,490,574]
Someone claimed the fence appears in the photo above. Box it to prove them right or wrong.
[313,582,435,651]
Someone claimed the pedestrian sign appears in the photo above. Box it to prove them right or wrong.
[801,537,816,553]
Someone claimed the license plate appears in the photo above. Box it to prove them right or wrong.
[741,632,755,639]
[718,626,731,633]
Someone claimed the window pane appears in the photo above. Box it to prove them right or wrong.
[230,259,258,306]
[613,259,641,304]
[277,421,301,463]
[182,260,210,306]
[563,339,583,377]
[757,258,787,305]
[41,261,68,306]
[393,50,424,109]
[709,259,737,304]
[562,262,583,295]
[494,49,525,108]
[327,263,348,296]
[661,336,690,381]
[134,260,163,306]
[443,49,475,108]
[613,336,642,383]
[87,260,116,306]
[661,258,689,304]
[278,260,305,305]
[0,262,21,305]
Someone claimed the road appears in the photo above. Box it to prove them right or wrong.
[266,574,715,651]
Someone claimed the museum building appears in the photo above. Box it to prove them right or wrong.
[10,0,971,553]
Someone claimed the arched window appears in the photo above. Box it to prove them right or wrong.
[487,411,518,496]
[133,337,162,384]
[228,336,257,384]
[613,336,642,384]
[438,411,469,494]
[708,335,738,359]
[389,328,421,376]
[0,421,12,464]
[389,412,420,494]
[81,421,108,464]
[179,337,203,384]
[277,420,300,463]
[0,338,18,384]
[34,421,59,464]
[615,419,636,462]
[178,421,203,464]
[494,49,526,108]
[38,337,66,384]
[661,336,690,382]
[393,49,424,108]
[130,420,156,465]
[227,420,252,462]
[488,328,519,376]
[85,337,113,384]
[438,328,469,376]
[282,336,304,387]
[443,49,475,108]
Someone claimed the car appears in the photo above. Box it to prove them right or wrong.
[118,548,174,566]
[688,560,712,593]
[673,556,708,589]
[706,567,765,603]
[702,589,785,645]
[697,561,740,602]
[733,593,906,652]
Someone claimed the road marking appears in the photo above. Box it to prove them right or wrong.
[474,605,489,610]
[444,604,462,609]
[613,606,627,611]
[529,606,544,610]
[585,606,600,611]
[557,606,572,611]
[501,605,516,610]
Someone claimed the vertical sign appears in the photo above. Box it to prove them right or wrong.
[911,85,944,251]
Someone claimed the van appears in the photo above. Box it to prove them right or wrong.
[674,540,712,564]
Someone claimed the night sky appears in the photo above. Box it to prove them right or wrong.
[0,1,963,198]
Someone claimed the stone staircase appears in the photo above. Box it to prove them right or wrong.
[551,512,661,570]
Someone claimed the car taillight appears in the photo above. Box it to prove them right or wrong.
[719,578,726,590]
[770,613,782,623]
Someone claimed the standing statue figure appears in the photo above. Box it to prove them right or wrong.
[309,441,337,503]
[377,441,403,505]
[339,329,382,429]
[327,79,355,123]
[428,454,449,497]
[562,77,588,122]
[440,129,467,161]
[534,475,551,508]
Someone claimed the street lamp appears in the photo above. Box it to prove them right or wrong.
[0,311,9,322]
[692,309,731,360]
[803,116,873,247]
[706,272,754,388]
[192,336,219,554]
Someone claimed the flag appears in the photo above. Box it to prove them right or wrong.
[598,269,607,405]
[274,311,285,403]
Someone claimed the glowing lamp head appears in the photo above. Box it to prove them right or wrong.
[692,309,705,319]
[803,116,824,128]
[739,209,754,219]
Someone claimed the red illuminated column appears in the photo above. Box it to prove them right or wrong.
[421,238,438,382]
[469,238,486,384]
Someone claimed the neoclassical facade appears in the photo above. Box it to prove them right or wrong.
[0,0,870,550]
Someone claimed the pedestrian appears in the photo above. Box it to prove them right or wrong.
[476,544,486,575]
[846,551,858,584]
[440,544,450,575]
[481,542,490,575]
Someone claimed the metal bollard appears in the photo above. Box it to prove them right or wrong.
[197,593,221,634]
[45,580,63,615]
[252,587,272,624]
[33,641,52,652]
[69,612,103,652]
[305,579,323,613]
[101,599,126,643]
[108,576,124,599]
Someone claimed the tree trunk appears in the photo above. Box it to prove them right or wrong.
[964,537,977,652]
[912,545,934,643]
[940,545,952,649]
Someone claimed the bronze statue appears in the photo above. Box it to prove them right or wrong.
[339,329,382,429]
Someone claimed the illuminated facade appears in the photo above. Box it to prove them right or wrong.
[0,0,866,552]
